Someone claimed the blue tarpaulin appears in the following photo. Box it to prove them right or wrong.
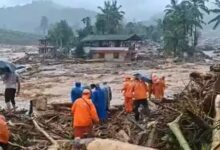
[133,73,152,83]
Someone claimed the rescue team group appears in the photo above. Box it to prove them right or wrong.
[0,73,165,150]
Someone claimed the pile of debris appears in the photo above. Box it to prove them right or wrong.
[92,70,218,149]
[3,67,220,150]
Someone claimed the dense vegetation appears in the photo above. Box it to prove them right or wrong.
[4,0,219,56]
[0,29,40,45]
[47,0,165,57]
[0,0,96,33]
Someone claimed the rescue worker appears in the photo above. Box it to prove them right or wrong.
[71,89,99,138]
[132,77,149,121]
[121,76,133,113]
[90,84,96,93]
[2,68,20,112]
[101,82,112,111]
[152,76,166,101]
[71,82,83,103]
[92,85,107,121]
[0,115,9,150]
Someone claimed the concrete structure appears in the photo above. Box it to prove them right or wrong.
[82,34,141,61]
[90,47,129,61]
[38,38,57,57]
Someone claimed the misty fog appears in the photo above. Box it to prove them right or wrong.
[0,0,170,21]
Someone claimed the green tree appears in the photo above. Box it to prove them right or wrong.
[125,22,136,34]
[95,0,125,34]
[78,17,93,40]
[40,16,49,35]
[186,0,209,47]
[48,20,74,49]
[75,42,85,58]
[163,0,208,56]
[209,0,220,29]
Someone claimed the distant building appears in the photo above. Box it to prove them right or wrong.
[82,34,142,61]
[38,38,57,57]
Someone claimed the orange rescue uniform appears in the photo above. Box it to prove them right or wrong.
[0,115,9,144]
[122,79,133,113]
[71,92,99,138]
[152,79,166,100]
[133,80,148,100]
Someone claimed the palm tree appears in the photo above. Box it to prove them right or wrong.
[186,0,209,47]
[209,0,220,29]
[96,0,125,34]
[165,0,178,15]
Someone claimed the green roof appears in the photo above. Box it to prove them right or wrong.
[82,34,141,42]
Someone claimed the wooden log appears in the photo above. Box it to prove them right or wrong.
[86,138,157,150]
[211,95,220,150]
[51,102,72,108]
[167,114,191,150]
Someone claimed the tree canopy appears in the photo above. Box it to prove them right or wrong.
[209,0,220,29]
[47,20,74,49]
[163,0,209,56]
[95,0,125,34]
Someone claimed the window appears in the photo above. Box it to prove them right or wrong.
[99,53,105,58]
[113,53,119,59]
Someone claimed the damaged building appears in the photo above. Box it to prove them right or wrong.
[82,34,142,61]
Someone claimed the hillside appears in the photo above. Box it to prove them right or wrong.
[0,0,97,33]
[0,29,41,45]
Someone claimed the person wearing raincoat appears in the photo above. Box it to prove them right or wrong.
[101,82,112,111]
[71,89,99,138]
[132,77,149,121]
[71,82,83,103]
[152,76,166,101]
[92,85,107,121]
[121,76,133,113]
[0,115,9,150]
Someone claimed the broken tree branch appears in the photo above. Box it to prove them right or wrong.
[32,117,59,150]
[167,114,191,150]
[9,141,27,150]
[127,117,146,132]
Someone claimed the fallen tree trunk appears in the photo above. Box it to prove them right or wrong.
[167,114,191,150]
[81,138,157,150]
[211,95,220,150]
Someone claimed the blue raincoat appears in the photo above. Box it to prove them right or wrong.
[92,86,107,120]
[71,82,83,103]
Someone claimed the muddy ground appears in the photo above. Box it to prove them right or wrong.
[0,45,211,109]
[0,60,210,109]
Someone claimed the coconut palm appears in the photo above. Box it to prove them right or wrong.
[96,0,125,34]
[209,0,220,29]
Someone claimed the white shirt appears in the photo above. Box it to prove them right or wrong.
[2,72,19,89]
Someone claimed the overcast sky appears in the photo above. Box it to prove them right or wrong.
[0,0,171,21]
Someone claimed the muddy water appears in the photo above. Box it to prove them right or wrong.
[19,62,210,108]
[0,96,30,110]
[0,48,211,108]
